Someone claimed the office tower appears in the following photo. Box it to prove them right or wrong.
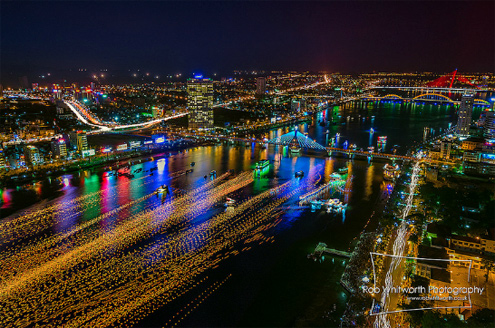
[484,111,495,140]
[440,141,451,160]
[152,106,163,118]
[456,94,474,136]
[24,145,41,166]
[51,138,68,159]
[187,77,214,130]
[291,100,300,112]
[0,148,7,169]
[70,131,88,153]
[256,77,266,95]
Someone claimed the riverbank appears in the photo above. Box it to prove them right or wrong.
[0,139,209,187]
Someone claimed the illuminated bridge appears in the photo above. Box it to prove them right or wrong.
[360,93,491,106]
[267,130,327,151]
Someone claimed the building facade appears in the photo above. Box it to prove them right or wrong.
[456,94,474,136]
[484,111,495,140]
[70,131,88,153]
[256,77,266,95]
[187,77,214,130]
[23,145,41,166]
[51,138,68,159]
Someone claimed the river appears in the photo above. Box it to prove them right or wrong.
[0,101,483,327]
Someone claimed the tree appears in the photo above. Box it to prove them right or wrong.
[421,311,463,328]
[467,308,495,327]
[481,255,495,283]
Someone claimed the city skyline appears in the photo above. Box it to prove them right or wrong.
[1,1,494,87]
[1,2,495,327]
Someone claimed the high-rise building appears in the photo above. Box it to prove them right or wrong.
[0,148,7,170]
[70,131,88,153]
[440,141,451,160]
[456,94,474,136]
[51,138,68,159]
[23,145,41,166]
[152,106,163,118]
[291,100,300,112]
[484,111,495,141]
[187,77,214,130]
[256,77,266,95]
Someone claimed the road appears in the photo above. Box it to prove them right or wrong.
[375,155,422,328]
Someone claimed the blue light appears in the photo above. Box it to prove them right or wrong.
[194,74,203,79]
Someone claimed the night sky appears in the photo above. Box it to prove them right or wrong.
[1,1,494,86]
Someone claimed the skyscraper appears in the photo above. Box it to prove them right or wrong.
[70,131,88,153]
[51,138,68,159]
[484,111,495,140]
[187,77,214,130]
[23,145,41,166]
[256,77,266,95]
[456,94,474,136]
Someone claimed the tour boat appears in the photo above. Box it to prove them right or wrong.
[295,170,304,178]
[383,164,400,181]
[157,185,168,193]
[255,159,270,170]
[224,197,236,208]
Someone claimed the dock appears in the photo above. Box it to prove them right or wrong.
[308,242,351,259]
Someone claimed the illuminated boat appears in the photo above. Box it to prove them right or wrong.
[330,172,343,180]
[289,133,301,154]
[256,159,270,170]
[295,170,304,178]
[338,167,348,174]
[157,185,168,193]
[383,164,400,181]
[224,197,236,208]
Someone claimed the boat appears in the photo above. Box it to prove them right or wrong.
[157,185,169,194]
[330,172,343,180]
[295,170,304,178]
[185,168,193,174]
[290,146,301,154]
[383,164,400,181]
[224,197,236,208]
[256,159,270,170]
[289,131,302,154]
[190,162,195,167]
[210,170,217,176]
[338,167,348,174]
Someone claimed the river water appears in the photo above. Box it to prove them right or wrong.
[0,101,485,327]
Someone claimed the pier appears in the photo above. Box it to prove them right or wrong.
[308,242,351,259]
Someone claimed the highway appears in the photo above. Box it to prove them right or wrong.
[64,100,187,132]
[375,154,423,328]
